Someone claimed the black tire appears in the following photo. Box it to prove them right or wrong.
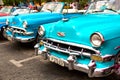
[0,28,7,39]
[32,34,40,46]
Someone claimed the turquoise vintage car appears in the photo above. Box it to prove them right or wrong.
[4,2,83,43]
[35,0,120,78]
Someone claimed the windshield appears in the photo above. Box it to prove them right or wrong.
[41,2,64,13]
[0,7,11,14]
[86,0,120,14]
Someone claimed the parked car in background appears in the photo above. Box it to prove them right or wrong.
[35,0,120,79]
[0,6,16,17]
[0,7,38,36]
[4,2,83,44]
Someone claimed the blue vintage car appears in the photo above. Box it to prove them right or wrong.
[35,0,120,78]
[4,2,83,43]
[0,8,37,36]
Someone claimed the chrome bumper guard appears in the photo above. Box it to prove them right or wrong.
[35,46,114,77]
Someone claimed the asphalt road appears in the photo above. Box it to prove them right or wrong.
[0,36,119,80]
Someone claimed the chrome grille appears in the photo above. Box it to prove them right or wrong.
[7,27,25,33]
[42,38,99,57]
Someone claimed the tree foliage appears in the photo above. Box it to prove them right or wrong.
[2,0,88,7]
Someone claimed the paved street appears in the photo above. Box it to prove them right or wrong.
[0,36,118,80]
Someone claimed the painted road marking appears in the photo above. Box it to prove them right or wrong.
[9,56,40,67]
[0,41,9,45]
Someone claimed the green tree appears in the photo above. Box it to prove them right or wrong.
[2,0,88,8]
[3,0,23,5]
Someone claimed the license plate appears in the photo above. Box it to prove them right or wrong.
[91,55,103,61]
[49,56,64,67]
